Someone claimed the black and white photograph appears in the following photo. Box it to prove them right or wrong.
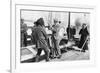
[10,2,96,72]
[20,9,90,63]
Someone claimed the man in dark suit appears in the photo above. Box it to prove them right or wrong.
[67,25,76,40]
[32,18,50,62]
[78,23,89,52]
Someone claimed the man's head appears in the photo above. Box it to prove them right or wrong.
[82,23,87,29]
[34,18,44,26]
[54,19,58,24]
[59,21,61,24]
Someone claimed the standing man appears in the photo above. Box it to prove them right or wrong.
[32,18,50,62]
[78,23,89,52]
[50,19,61,58]
[71,26,76,40]
[20,19,27,47]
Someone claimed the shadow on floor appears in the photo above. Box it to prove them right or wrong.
[21,54,46,63]
[21,47,81,63]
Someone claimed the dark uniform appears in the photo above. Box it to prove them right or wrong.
[78,26,89,52]
[67,27,76,40]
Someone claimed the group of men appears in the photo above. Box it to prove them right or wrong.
[21,17,89,62]
[32,18,62,62]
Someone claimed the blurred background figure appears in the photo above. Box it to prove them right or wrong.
[21,18,28,47]
[66,25,76,41]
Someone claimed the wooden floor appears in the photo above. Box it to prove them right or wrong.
[21,49,89,63]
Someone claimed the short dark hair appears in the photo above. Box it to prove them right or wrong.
[59,21,61,24]
[83,23,86,26]
[34,18,44,26]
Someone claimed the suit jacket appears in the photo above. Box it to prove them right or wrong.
[78,27,89,48]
